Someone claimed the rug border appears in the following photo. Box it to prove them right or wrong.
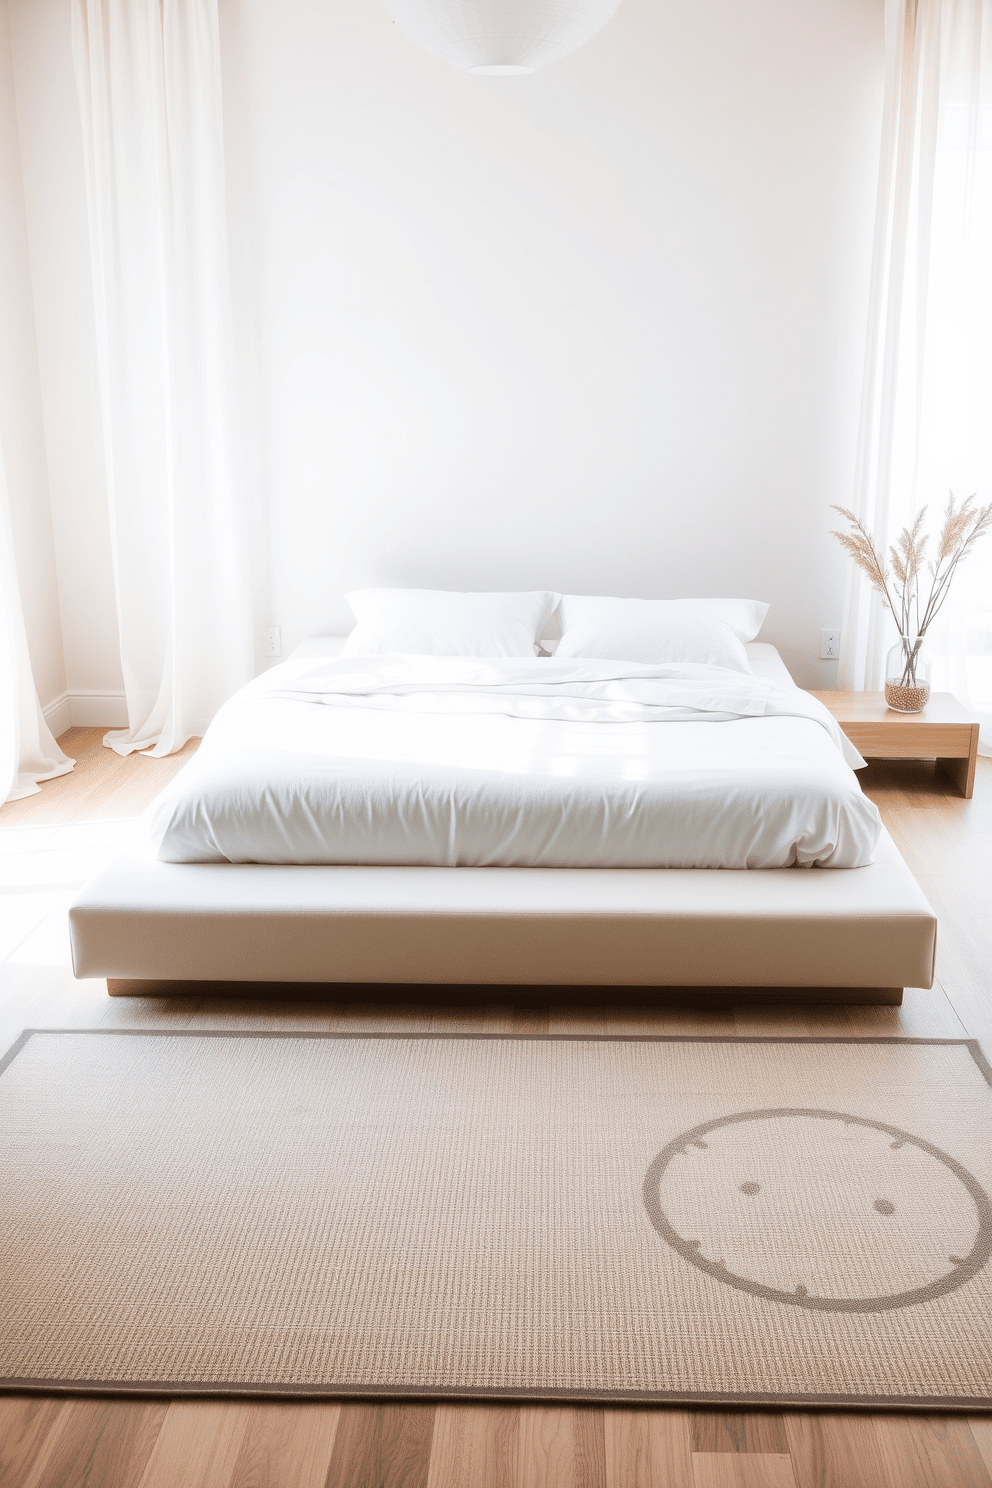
[1,1378,991,1411]
[3,1027,990,1411]
[2,1026,990,1091]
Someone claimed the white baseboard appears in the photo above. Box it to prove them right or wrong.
[42,692,72,738]
[43,690,129,733]
[69,690,129,728]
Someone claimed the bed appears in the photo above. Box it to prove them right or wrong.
[69,601,937,1006]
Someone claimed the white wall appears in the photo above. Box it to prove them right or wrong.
[6,0,885,702]
[0,0,66,720]
[221,0,885,685]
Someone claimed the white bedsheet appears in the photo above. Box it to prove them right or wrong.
[148,654,881,869]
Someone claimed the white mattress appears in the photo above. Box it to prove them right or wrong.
[293,636,798,683]
[292,639,800,687]
[147,647,881,871]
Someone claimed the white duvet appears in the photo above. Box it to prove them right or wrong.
[148,654,881,869]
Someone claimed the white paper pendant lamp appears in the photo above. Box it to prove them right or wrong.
[381,0,625,74]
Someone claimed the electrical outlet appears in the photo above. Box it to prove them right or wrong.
[262,626,282,658]
[820,628,841,660]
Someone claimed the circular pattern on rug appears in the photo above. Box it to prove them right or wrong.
[642,1107,992,1312]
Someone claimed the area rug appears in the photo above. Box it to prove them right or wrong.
[1,1029,991,1408]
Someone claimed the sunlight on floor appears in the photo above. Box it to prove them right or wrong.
[0,818,145,967]
[0,730,200,1058]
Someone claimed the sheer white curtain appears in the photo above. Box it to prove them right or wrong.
[840,0,992,752]
[73,0,253,757]
[0,443,73,803]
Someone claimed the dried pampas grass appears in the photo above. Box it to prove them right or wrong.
[831,494,992,644]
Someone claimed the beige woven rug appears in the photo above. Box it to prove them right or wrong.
[1,1029,991,1407]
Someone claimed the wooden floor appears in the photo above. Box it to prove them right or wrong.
[1,728,991,1487]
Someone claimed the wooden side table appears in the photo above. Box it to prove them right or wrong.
[810,691,980,798]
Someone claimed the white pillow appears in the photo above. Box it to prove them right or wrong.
[554,596,769,671]
[342,588,562,658]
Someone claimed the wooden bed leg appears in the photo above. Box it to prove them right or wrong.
[107,978,203,997]
[102,979,907,1006]
[107,978,170,997]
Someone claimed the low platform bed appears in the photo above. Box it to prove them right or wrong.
[69,633,938,1006]
[72,826,935,1004]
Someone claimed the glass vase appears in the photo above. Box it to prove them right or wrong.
[884,634,931,712]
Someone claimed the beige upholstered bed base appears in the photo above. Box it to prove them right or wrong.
[70,828,936,1006]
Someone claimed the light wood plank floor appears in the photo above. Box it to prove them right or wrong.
[1,728,990,1488]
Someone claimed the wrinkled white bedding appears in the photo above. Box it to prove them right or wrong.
[148,655,881,869]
